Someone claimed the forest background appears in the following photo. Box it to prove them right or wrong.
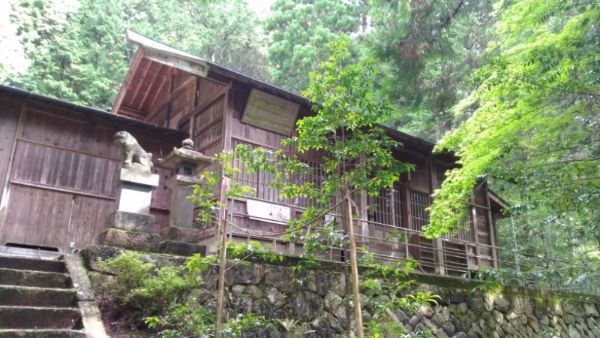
[0,0,598,291]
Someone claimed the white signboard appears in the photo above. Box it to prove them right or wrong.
[242,89,300,136]
[246,199,291,224]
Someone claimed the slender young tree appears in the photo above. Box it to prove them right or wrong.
[245,36,412,336]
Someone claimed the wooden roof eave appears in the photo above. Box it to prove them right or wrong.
[112,48,144,114]
[126,30,210,78]
[489,189,511,215]
[0,84,187,139]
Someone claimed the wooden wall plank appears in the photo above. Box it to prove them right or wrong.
[0,98,183,250]
[0,99,21,204]
[1,185,72,249]
[68,196,114,248]
[11,141,118,197]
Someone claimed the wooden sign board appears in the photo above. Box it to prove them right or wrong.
[242,89,300,136]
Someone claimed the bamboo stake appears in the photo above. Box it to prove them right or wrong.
[344,189,364,338]
[215,177,230,338]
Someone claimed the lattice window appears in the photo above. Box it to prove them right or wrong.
[231,139,323,208]
[410,189,431,231]
[368,186,402,227]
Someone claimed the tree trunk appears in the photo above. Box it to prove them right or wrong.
[215,177,230,337]
[344,189,364,338]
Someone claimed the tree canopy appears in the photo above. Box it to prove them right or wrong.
[4,0,268,109]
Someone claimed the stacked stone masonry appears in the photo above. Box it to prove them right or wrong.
[83,247,600,338]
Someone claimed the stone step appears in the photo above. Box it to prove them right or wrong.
[0,256,66,273]
[0,268,71,288]
[0,285,77,307]
[0,306,82,330]
[0,329,85,337]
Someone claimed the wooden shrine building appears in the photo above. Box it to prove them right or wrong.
[0,31,507,275]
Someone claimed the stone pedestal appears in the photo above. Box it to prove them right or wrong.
[100,166,160,250]
[115,168,159,214]
[107,167,159,233]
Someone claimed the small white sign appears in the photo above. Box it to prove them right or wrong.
[246,199,291,224]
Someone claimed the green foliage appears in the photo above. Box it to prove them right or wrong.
[427,0,600,241]
[231,37,413,261]
[275,318,300,332]
[5,0,269,109]
[222,314,278,337]
[468,267,503,293]
[359,250,418,280]
[366,319,406,338]
[189,149,256,225]
[299,36,412,195]
[227,240,285,264]
[99,252,216,337]
[365,0,499,141]
[97,251,154,301]
[266,0,364,93]
[357,253,441,338]
[399,291,441,311]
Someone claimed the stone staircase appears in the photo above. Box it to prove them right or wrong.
[0,247,86,337]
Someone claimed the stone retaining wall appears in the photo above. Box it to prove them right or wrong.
[83,245,600,337]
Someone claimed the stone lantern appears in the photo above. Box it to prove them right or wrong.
[159,138,212,229]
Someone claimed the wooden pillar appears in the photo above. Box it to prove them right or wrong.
[470,199,482,266]
[428,158,445,275]
[485,185,499,268]
[402,173,419,260]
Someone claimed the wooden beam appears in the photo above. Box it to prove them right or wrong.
[147,73,169,113]
[144,49,209,77]
[192,86,229,117]
[118,105,146,118]
[137,63,164,110]
[147,75,196,122]
[112,49,144,114]
[129,59,153,108]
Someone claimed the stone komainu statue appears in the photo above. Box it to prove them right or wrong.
[114,131,153,172]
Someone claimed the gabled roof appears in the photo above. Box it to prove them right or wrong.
[111,32,454,156]
[111,31,309,119]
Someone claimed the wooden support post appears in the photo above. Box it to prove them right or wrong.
[344,189,364,338]
[485,186,499,268]
[215,177,230,338]
[359,188,369,246]
[470,200,482,266]
[427,158,445,274]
